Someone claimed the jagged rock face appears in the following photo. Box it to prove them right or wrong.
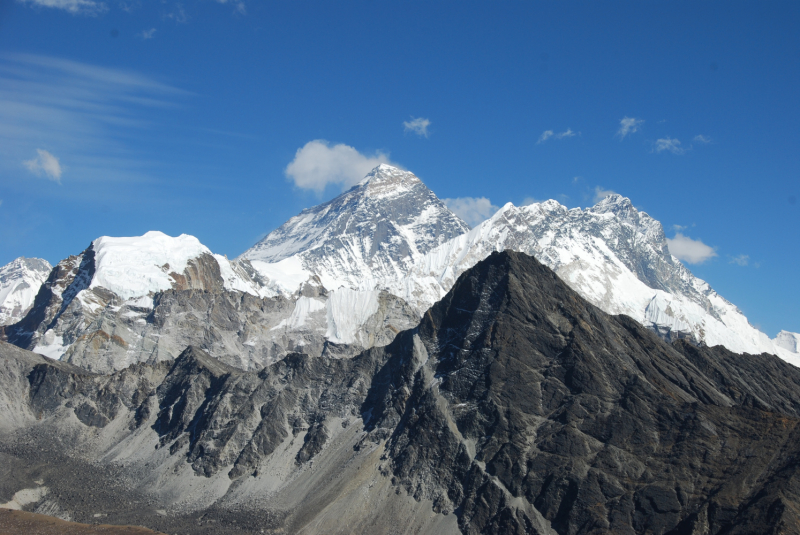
[242,164,471,291]
[0,257,52,326]
[3,252,800,534]
[2,251,93,352]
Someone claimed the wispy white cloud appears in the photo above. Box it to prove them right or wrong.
[655,137,685,154]
[538,128,576,143]
[443,197,499,228]
[285,140,399,193]
[593,186,618,203]
[17,0,108,15]
[555,128,576,139]
[215,0,245,14]
[21,0,244,17]
[23,149,63,182]
[693,134,712,144]
[403,117,431,138]
[522,196,543,206]
[139,28,156,39]
[0,53,186,185]
[667,233,717,264]
[730,254,749,266]
[617,116,644,139]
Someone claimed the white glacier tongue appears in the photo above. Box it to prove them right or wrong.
[0,257,52,326]
[241,164,471,292]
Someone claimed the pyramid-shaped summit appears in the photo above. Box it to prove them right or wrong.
[241,165,470,292]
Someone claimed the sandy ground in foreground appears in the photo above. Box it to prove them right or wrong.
[0,508,166,535]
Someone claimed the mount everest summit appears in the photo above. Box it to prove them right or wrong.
[1,163,797,372]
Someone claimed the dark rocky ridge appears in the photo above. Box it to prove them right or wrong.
[1,251,800,534]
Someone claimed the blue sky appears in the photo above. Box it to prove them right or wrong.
[0,1,797,336]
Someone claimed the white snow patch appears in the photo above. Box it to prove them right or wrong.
[326,288,380,344]
[271,296,326,331]
[775,331,800,354]
[125,295,154,309]
[91,231,209,300]
[0,486,48,510]
[32,330,66,360]
[249,256,315,295]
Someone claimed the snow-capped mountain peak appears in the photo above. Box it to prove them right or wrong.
[0,257,53,326]
[242,165,470,293]
[357,164,419,197]
[381,193,799,365]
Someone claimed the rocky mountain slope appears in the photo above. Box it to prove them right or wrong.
[3,251,800,534]
[0,257,52,326]
[1,232,417,373]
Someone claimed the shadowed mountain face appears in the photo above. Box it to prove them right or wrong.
[2,251,800,534]
[364,251,800,533]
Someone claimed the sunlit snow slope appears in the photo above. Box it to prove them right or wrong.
[241,164,471,292]
[240,166,798,365]
[0,257,52,326]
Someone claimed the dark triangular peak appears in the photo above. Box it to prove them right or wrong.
[366,249,800,534]
[419,249,726,406]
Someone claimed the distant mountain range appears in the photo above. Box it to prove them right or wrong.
[1,164,798,372]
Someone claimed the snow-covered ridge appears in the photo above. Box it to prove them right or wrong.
[387,195,799,365]
[238,168,798,365]
[91,231,210,300]
[8,227,417,371]
[241,164,470,292]
[0,257,52,326]
[87,231,274,300]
